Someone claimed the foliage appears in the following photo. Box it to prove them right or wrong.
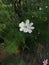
[2,55,26,65]
[0,0,49,54]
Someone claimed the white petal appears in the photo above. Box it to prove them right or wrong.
[19,22,25,27]
[20,28,23,31]
[30,22,34,26]
[26,19,30,24]
[30,27,35,29]
[28,30,32,33]
[23,29,28,33]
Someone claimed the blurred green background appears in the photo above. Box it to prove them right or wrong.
[0,0,49,65]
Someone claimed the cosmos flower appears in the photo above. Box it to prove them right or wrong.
[19,19,35,33]
[43,59,48,65]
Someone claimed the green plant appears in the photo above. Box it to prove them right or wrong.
[0,0,49,54]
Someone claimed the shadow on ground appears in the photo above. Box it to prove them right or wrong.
[0,43,49,65]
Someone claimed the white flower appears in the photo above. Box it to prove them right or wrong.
[39,7,42,10]
[19,19,35,33]
[45,6,48,8]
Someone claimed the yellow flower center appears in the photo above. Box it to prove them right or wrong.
[24,25,28,28]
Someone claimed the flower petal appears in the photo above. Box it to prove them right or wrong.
[30,22,34,26]
[20,28,23,31]
[23,28,28,33]
[30,27,35,29]
[19,22,25,27]
[45,59,48,64]
[28,30,32,33]
[43,64,47,65]
[43,59,48,65]
[26,19,30,24]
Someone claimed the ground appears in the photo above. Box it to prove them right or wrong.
[0,43,49,65]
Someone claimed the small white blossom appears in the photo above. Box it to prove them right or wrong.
[45,6,48,8]
[19,19,35,33]
[39,7,42,10]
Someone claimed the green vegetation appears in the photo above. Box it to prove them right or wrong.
[0,0,49,65]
